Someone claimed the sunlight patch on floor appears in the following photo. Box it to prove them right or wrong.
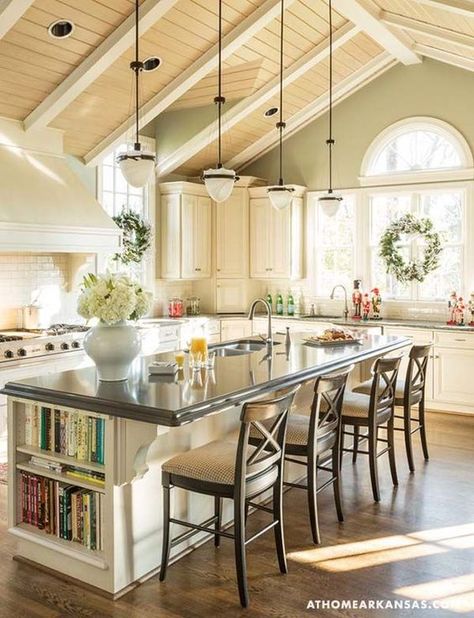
[287,534,447,571]
[395,575,474,614]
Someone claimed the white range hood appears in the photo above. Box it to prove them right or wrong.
[0,118,120,253]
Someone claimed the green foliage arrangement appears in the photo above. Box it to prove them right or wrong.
[379,213,442,283]
[112,209,152,265]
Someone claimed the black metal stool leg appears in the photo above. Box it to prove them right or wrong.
[307,451,321,544]
[214,496,222,547]
[273,468,288,574]
[159,482,171,582]
[332,444,344,523]
[233,497,249,608]
[387,417,398,487]
[419,400,429,461]
[368,426,380,502]
[404,403,416,472]
[352,426,359,464]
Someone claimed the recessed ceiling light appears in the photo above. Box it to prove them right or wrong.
[143,56,162,72]
[264,106,279,117]
[48,20,75,39]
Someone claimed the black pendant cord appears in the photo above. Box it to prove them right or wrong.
[132,0,143,152]
[215,0,225,169]
[327,0,334,194]
[277,0,285,186]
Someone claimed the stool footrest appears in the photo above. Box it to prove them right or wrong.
[170,515,233,548]
[247,501,272,514]
[245,520,278,546]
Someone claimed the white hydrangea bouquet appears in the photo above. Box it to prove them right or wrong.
[78,272,152,325]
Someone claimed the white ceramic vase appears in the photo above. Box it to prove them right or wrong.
[83,320,142,382]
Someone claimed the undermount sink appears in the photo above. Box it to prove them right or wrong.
[211,338,281,356]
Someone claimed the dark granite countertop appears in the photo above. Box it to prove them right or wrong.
[2,333,410,426]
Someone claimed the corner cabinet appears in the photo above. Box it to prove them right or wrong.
[248,186,305,280]
[159,182,211,280]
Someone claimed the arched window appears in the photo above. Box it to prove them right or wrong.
[361,117,473,183]
[360,119,472,301]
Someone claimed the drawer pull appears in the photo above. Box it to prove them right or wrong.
[194,267,201,272]
[454,338,466,342]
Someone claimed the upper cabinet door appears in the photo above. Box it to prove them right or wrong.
[249,195,304,280]
[216,190,249,278]
[181,194,211,279]
[249,198,271,278]
[161,194,181,280]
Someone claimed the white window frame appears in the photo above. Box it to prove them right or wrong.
[308,181,474,304]
[360,117,474,187]
[96,136,156,288]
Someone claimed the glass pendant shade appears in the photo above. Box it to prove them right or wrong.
[203,167,237,202]
[318,192,343,217]
[267,185,294,210]
[117,149,155,188]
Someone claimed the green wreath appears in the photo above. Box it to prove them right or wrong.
[113,209,152,265]
[379,213,442,283]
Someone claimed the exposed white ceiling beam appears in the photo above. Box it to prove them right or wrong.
[156,22,359,177]
[382,12,474,51]
[226,52,397,172]
[0,0,34,39]
[24,0,178,132]
[414,0,474,18]
[414,43,474,70]
[84,0,296,167]
[332,0,421,64]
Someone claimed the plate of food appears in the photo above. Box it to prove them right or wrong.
[304,328,362,347]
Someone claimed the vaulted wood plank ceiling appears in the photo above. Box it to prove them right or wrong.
[0,0,472,174]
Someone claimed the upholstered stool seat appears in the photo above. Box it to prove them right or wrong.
[162,440,253,486]
[342,392,392,424]
[250,414,335,451]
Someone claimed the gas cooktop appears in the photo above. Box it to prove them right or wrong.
[0,324,90,363]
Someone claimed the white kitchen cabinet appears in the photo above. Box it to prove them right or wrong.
[248,186,305,280]
[220,319,252,342]
[432,331,474,409]
[216,189,249,278]
[216,280,250,313]
[160,183,211,280]
[433,347,474,406]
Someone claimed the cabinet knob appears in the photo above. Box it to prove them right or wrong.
[195,267,201,272]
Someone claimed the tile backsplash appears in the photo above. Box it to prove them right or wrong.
[0,253,95,330]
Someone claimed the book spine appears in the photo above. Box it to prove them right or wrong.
[60,411,67,455]
[87,417,93,462]
[90,492,97,551]
[54,410,60,453]
[24,404,32,445]
[46,409,52,451]
[67,412,76,457]
[65,487,73,541]
[97,419,105,465]
[32,406,39,448]
[91,419,97,463]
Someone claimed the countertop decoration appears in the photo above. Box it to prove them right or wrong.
[379,213,442,283]
[78,272,152,381]
[112,209,152,265]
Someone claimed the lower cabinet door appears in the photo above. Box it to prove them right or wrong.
[220,320,251,342]
[433,347,474,406]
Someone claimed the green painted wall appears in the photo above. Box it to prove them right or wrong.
[242,59,474,190]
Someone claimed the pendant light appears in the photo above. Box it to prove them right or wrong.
[267,0,294,211]
[318,0,342,217]
[116,0,155,189]
[202,0,238,203]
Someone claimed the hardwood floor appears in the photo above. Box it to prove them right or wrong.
[0,412,473,617]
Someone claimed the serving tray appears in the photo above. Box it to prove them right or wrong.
[304,338,362,347]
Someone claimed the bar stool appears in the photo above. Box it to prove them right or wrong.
[340,356,401,502]
[159,384,299,608]
[280,365,354,545]
[352,344,432,472]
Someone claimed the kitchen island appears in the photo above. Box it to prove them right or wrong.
[2,332,409,597]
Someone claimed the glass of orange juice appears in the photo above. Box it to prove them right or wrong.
[189,335,207,365]
[174,350,185,369]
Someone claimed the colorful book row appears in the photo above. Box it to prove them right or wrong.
[20,471,104,551]
[24,404,105,465]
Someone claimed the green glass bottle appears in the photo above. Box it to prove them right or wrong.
[276,293,284,316]
[266,293,273,313]
[287,290,295,316]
